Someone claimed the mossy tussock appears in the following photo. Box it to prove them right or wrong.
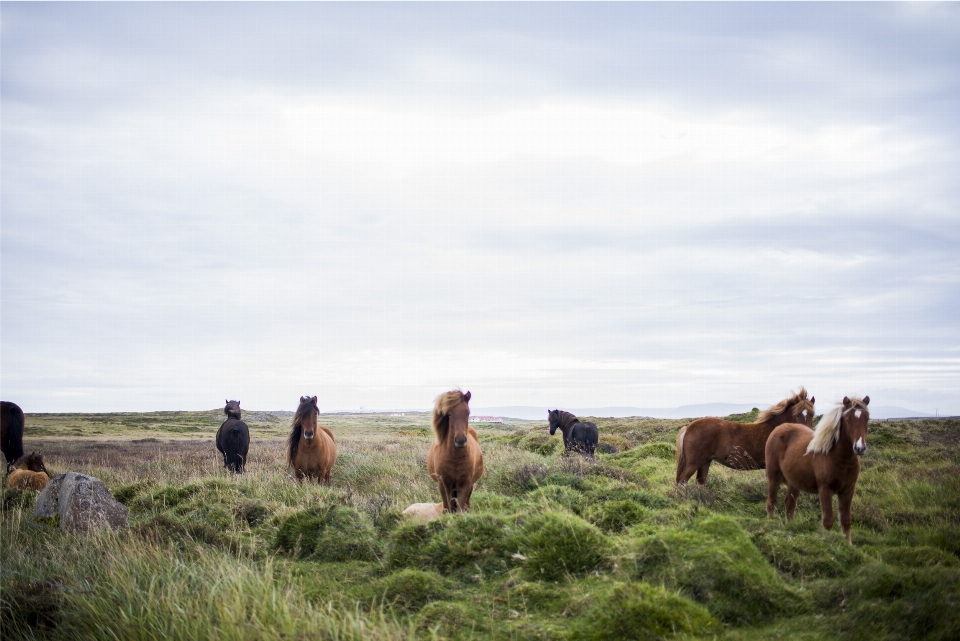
[626,514,799,625]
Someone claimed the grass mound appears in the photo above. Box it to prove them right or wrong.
[828,562,960,641]
[368,569,452,613]
[752,528,866,579]
[514,511,612,581]
[628,514,797,624]
[275,505,381,562]
[390,512,516,575]
[569,582,720,641]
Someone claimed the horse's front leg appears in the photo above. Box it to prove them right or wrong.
[818,487,836,532]
[838,490,855,543]
[456,483,474,512]
[437,481,453,513]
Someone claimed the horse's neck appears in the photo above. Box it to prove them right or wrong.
[560,413,579,430]
[756,411,793,431]
[830,417,857,461]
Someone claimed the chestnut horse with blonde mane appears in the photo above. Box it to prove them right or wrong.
[676,388,815,485]
[427,390,484,513]
[287,396,337,484]
[766,395,870,543]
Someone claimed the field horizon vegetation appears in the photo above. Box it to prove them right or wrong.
[2,407,959,640]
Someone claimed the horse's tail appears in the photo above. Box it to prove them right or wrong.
[675,426,687,483]
[223,427,246,473]
[4,404,24,463]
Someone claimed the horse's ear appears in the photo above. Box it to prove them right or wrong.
[300,396,307,403]
[463,391,471,403]
[311,396,318,404]
[225,399,229,405]
[862,395,870,406]
[842,396,851,408]
[810,396,815,405]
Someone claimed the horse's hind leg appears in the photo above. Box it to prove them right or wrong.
[785,486,801,522]
[695,461,711,486]
[766,467,782,518]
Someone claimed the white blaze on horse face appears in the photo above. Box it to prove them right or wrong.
[854,436,866,455]
[854,409,862,419]
[802,409,808,419]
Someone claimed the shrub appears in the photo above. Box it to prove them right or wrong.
[520,432,563,456]
[417,601,486,639]
[513,511,612,581]
[876,545,959,568]
[569,582,720,641]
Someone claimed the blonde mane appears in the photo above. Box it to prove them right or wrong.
[758,387,812,423]
[806,396,868,455]
[432,389,468,442]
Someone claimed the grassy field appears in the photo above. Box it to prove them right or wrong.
[2,409,959,640]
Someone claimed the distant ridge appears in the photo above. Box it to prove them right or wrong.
[471,404,936,421]
[472,404,759,421]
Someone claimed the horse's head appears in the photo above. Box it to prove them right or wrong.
[791,394,816,427]
[11,451,49,475]
[297,395,319,440]
[449,391,471,448]
[224,400,242,420]
[842,395,870,456]
[548,409,561,435]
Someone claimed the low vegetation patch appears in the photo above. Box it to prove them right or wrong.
[4,412,958,640]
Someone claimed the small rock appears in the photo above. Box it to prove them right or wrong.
[34,472,128,534]
[402,502,443,520]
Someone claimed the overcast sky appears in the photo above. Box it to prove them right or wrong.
[2,3,958,414]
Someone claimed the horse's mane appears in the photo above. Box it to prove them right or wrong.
[287,397,318,465]
[806,396,869,455]
[557,411,580,430]
[757,388,812,423]
[433,389,468,443]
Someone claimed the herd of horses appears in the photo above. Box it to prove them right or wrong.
[2,387,872,542]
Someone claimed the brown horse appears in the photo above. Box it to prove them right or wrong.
[6,451,52,491]
[766,395,870,543]
[676,388,815,485]
[6,451,51,477]
[287,396,337,484]
[427,390,484,513]
[1,401,25,465]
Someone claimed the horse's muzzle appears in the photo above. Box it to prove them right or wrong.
[854,437,866,456]
[453,436,468,448]
[304,431,315,440]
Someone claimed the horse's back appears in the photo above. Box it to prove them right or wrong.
[1,401,25,463]
[7,469,49,491]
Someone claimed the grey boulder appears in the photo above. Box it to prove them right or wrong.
[34,472,128,534]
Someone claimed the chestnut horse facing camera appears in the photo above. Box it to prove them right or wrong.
[766,395,870,543]
[287,396,337,484]
[676,388,815,485]
[427,390,484,513]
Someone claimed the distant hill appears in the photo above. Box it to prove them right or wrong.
[867,406,934,420]
[473,404,760,421]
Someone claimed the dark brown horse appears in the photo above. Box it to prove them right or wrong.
[427,390,484,513]
[766,395,870,543]
[287,396,337,484]
[676,388,815,485]
[1,401,25,465]
[548,410,599,457]
[216,400,250,473]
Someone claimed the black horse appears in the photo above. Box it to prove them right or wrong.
[216,400,250,473]
[1,401,25,465]
[548,409,599,457]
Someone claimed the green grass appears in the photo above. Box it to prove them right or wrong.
[2,411,959,640]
